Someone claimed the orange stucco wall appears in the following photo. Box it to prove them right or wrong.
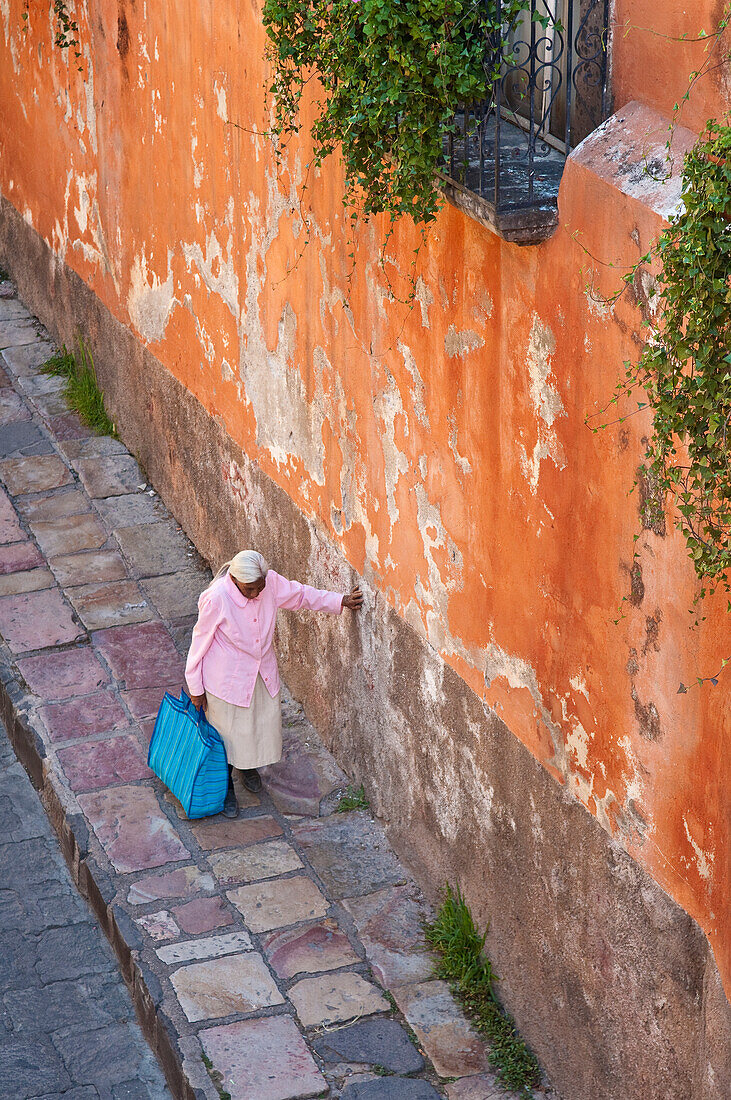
[0,0,729,994]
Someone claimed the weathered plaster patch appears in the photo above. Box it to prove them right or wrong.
[520,314,566,493]
[444,324,484,358]
[397,342,429,428]
[447,411,472,475]
[183,230,239,317]
[214,80,228,122]
[414,276,433,328]
[683,817,714,882]
[127,251,176,343]
[376,373,410,532]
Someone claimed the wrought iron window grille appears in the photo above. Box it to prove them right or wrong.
[443,0,611,244]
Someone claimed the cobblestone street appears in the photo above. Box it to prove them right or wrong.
[0,714,170,1099]
[0,285,527,1100]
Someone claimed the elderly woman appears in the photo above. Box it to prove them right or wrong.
[185,550,363,817]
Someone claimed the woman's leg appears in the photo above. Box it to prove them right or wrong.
[223,764,238,818]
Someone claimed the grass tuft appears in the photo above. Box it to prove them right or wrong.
[335,782,369,812]
[0,267,9,282]
[425,884,541,1096]
[42,339,116,436]
[201,1053,232,1100]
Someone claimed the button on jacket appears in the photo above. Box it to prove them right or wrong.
[185,571,343,706]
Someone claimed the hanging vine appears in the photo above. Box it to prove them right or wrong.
[590,120,731,608]
[22,1,82,69]
[261,0,526,228]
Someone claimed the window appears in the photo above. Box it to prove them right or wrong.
[443,0,611,243]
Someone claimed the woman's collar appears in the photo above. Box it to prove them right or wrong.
[225,572,247,606]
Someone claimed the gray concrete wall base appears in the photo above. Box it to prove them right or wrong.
[1,194,729,1100]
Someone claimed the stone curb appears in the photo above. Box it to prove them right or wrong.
[0,651,211,1100]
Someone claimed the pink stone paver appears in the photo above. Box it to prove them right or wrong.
[48,548,127,587]
[263,919,360,980]
[199,1015,327,1100]
[0,454,72,495]
[342,884,435,988]
[0,540,44,574]
[393,981,489,1079]
[0,587,83,652]
[65,578,153,630]
[170,953,284,1022]
[17,647,109,700]
[127,865,216,905]
[227,875,329,933]
[191,814,283,852]
[288,971,390,1028]
[39,691,129,742]
[92,621,184,688]
[79,784,190,873]
[0,487,24,542]
[173,896,234,935]
[57,734,151,791]
[136,910,181,943]
[206,839,302,886]
[17,488,91,521]
[122,684,180,720]
[446,1075,506,1100]
[30,512,108,556]
[0,567,54,596]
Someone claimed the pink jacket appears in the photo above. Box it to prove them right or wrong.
[185,571,343,706]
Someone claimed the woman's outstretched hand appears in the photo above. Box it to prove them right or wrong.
[189,693,207,711]
[341,586,364,611]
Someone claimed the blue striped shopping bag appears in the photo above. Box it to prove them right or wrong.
[148,691,229,818]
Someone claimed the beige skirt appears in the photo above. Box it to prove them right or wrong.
[205,675,282,770]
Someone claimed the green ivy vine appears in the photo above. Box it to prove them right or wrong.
[261,0,526,227]
[22,1,82,69]
[591,120,731,606]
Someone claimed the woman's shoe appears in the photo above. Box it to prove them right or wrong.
[241,768,262,793]
[223,781,239,818]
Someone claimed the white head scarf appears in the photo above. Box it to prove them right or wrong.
[226,550,269,584]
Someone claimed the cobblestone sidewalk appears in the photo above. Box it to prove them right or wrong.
[0,713,171,1099]
[0,280,533,1099]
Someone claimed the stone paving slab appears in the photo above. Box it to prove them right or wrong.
[0,565,54,595]
[17,646,110,699]
[78,785,191,872]
[39,691,129,741]
[292,813,407,899]
[207,837,303,885]
[227,874,330,932]
[0,297,552,1100]
[16,486,92,520]
[0,587,84,652]
[49,548,128,586]
[288,971,390,1027]
[200,1015,328,1100]
[342,884,435,988]
[393,982,489,1079]
[66,578,154,629]
[0,453,72,494]
[172,951,285,1022]
[0,718,171,1100]
[0,387,31,423]
[264,919,360,980]
[75,453,146,498]
[0,418,54,456]
[0,538,44,573]
[30,512,109,556]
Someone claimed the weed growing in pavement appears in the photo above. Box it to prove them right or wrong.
[334,783,369,812]
[0,268,9,282]
[42,339,116,437]
[425,884,540,1096]
[201,1053,232,1100]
